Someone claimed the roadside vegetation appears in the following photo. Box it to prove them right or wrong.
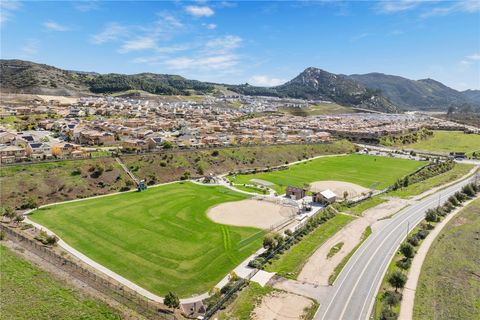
[373,182,479,320]
[0,245,121,320]
[335,196,387,216]
[263,213,355,279]
[29,182,263,297]
[388,163,473,198]
[413,199,480,320]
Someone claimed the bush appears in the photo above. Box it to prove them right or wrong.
[388,270,407,292]
[407,236,419,246]
[425,209,438,222]
[416,229,429,239]
[248,257,265,269]
[383,290,402,306]
[380,306,398,320]
[71,168,82,176]
[396,258,412,270]
[400,243,415,259]
[0,230,5,240]
[211,150,219,157]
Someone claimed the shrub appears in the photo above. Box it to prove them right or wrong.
[407,236,419,246]
[416,229,429,239]
[211,150,219,157]
[380,306,398,320]
[425,209,438,222]
[0,230,5,240]
[248,257,265,269]
[159,161,167,167]
[71,168,82,176]
[396,258,412,270]
[400,243,415,259]
[383,290,402,306]
[388,270,407,292]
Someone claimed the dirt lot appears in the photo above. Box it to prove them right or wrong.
[298,196,409,285]
[252,291,313,320]
[309,180,371,199]
[208,199,295,229]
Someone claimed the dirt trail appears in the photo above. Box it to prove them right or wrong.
[252,291,313,320]
[298,197,410,285]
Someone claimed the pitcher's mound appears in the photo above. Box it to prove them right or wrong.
[208,199,295,229]
[309,181,371,200]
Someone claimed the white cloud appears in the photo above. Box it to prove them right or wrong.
[43,21,70,32]
[377,0,423,13]
[204,23,217,30]
[185,5,215,17]
[206,35,242,53]
[21,39,39,56]
[421,0,480,18]
[467,53,480,60]
[249,75,286,87]
[119,37,156,53]
[90,23,126,44]
[73,1,99,12]
[0,0,21,26]
[165,54,239,71]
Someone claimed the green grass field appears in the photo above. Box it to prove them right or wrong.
[413,199,480,320]
[0,245,121,320]
[265,214,355,279]
[29,182,264,297]
[388,163,474,198]
[229,154,426,194]
[404,131,480,155]
[279,103,356,116]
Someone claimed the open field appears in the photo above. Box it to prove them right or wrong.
[413,199,480,320]
[29,182,264,297]
[0,142,354,209]
[229,154,426,194]
[388,163,474,198]
[0,245,120,320]
[279,103,356,116]
[265,214,356,279]
[403,130,480,155]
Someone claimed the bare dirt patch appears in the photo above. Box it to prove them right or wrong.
[207,199,295,229]
[298,197,410,285]
[309,180,371,199]
[252,291,313,320]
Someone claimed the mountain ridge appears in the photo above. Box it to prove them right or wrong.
[1,59,478,113]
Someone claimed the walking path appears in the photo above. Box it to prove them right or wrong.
[398,195,479,320]
[115,157,139,185]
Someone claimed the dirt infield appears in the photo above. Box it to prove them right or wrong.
[309,180,371,199]
[207,199,295,229]
[252,291,313,320]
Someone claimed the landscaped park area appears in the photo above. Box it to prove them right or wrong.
[228,154,426,194]
[403,130,480,155]
[28,154,427,298]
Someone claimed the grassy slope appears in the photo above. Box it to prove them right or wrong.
[0,158,129,209]
[413,199,480,320]
[0,245,121,320]
[265,214,356,279]
[388,163,473,198]
[230,154,425,194]
[218,282,273,320]
[403,130,480,155]
[279,103,356,116]
[29,182,264,297]
[1,141,354,209]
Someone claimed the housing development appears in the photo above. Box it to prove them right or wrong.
[1,2,480,320]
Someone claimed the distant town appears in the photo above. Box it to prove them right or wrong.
[1,93,477,164]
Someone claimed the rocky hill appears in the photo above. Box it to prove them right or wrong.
[228,67,397,113]
[349,73,479,110]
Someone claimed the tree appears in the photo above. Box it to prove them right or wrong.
[263,233,276,251]
[162,141,173,149]
[343,191,349,200]
[400,243,415,259]
[164,291,180,311]
[2,207,16,221]
[425,209,437,222]
[388,271,407,292]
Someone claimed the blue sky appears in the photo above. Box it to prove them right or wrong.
[1,0,479,90]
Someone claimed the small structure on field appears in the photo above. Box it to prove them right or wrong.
[137,180,147,192]
[286,186,306,200]
[313,189,337,204]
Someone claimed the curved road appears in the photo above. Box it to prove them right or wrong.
[315,173,478,320]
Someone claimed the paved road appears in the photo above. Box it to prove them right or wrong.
[314,173,477,320]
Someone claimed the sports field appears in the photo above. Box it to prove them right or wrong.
[404,130,480,155]
[229,154,426,194]
[29,182,264,297]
